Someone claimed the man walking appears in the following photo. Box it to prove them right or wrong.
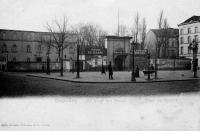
[108,61,113,80]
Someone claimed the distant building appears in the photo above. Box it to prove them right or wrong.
[144,28,179,59]
[178,16,200,67]
[0,29,77,71]
[105,36,148,71]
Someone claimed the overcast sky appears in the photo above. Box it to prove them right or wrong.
[0,0,200,34]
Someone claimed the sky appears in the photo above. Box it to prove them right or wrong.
[0,0,200,34]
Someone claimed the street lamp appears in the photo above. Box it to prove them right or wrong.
[188,39,198,78]
[6,51,8,71]
[76,39,80,78]
[46,53,50,75]
[131,42,136,81]
[147,51,151,80]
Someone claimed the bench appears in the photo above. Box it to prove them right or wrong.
[143,70,155,76]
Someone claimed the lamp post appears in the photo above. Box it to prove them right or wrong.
[155,42,158,79]
[76,39,80,78]
[147,51,151,80]
[46,53,50,75]
[6,51,8,71]
[131,42,136,81]
[188,39,198,78]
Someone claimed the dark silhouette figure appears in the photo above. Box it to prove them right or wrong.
[108,61,113,80]
[135,65,139,77]
[42,65,45,72]
[2,64,5,72]
[101,65,106,75]
[150,64,154,70]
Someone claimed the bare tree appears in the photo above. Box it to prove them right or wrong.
[46,16,70,76]
[134,12,140,44]
[114,25,129,37]
[72,23,107,47]
[140,18,147,49]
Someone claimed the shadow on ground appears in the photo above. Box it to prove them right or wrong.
[0,72,200,98]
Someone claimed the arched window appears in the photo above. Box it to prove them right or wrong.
[27,58,30,62]
[195,35,198,42]
[195,27,198,33]
[12,44,17,53]
[180,29,184,35]
[12,57,16,62]
[27,45,31,53]
[37,45,41,52]
[188,28,191,34]
[2,44,7,53]
[180,47,184,55]
[180,37,184,44]
[2,57,6,62]
[188,36,191,44]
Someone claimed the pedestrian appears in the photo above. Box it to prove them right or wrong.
[108,61,113,80]
[150,64,154,76]
[42,64,45,72]
[101,65,106,75]
[135,65,139,77]
[2,64,5,72]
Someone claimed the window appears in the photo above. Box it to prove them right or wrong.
[2,44,7,53]
[37,45,41,52]
[180,29,184,35]
[195,27,198,33]
[188,47,191,54]
[188,36,191,44]
[69,46,74,54]
[27,58,30,62]
[27,45,31,53]
[12,44,17,53]
[12,57,16,62]
[180,47,184,55]
[2,57,6,62]
[188,28,191,34]
[195,35,198,42]
[180,37,184,44]
[36,57,42,62]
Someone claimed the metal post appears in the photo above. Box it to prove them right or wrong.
[155,42,158,79]
[147,52,150,80]
[46,54,50,75]
[76,40,80,78]
[189,39,198,78]
[193,40,198,78]
[131,42,136,81]
[60,45,64,76]
[6,51,8,71]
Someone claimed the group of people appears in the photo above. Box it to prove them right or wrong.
[102,61,144,80]
[101,61,113,80]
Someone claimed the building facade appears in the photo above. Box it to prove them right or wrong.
[144,28,179,59]
[0,29,77,71]
[178,16,200,67]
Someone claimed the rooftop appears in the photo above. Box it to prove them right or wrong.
[178,16,200,26]
[150,28,179,38]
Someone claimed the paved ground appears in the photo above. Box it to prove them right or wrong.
[1,72,200,97]
[0,72,200,131]
[28,70,200,83]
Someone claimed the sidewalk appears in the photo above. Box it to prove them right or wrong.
[27,70,200,83]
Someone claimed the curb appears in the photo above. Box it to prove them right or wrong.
[26,74,200,84]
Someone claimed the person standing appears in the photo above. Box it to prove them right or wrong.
[135,65,139,77]
[108,61,113,80]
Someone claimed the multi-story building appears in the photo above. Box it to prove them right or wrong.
[144,28,179,59]
[178,16,200,67]
[0,29,77,71]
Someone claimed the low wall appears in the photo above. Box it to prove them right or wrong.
[151,58,191,70]
[7,62,61,72]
